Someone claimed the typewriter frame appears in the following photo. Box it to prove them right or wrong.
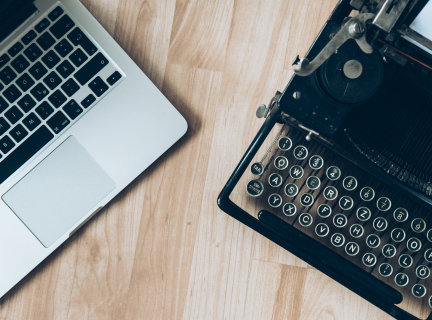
[217,1,432,319]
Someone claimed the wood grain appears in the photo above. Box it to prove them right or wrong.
[0,0,400,319]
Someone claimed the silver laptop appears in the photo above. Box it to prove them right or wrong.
[0,0,187,298]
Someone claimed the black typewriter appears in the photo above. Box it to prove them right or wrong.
[218,0,432,319]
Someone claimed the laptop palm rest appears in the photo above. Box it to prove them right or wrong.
[2,136,116,247]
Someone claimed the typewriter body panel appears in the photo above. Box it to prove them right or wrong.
[218,0,432,319]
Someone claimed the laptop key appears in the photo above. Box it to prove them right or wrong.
[17,94,37,113]
[30,83,49,101]
[81,94,96,108]
[0,96,9,113]
[0,54,10,69]
[67,28,97,56]
[35,101,54,120]
[37,32,56,51]
[69,48,88,67]
[4,106,23,124]
[61,78,79,97]
[24,43,43,62]
[43,71,62,90]
[48,6,64,21]
[48,89,67,108]
[54,39,73,58]
[74,52,109,85]
[0,135,15,154]
[0,126,54,184]
[50,15,75,39]
[29,61,48,80]
[35,18,51,33]
[8,42,24,57]
[56,60,75,78]
[0,118,11,136]
[0,66,17,85]
[47,111,70,134]
[89,76,108,97]
[16,73,35,92]
[21,30,37,45]
[107,71,122,85]
[9,124,28,143]
[63,99,82,120]
[3,84,22,103]
[41,50,61,69]
[22,112,41,131]
[11,55,30,74]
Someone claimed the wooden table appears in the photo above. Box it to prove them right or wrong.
[0,0,395,319]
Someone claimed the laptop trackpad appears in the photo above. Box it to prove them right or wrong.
[2,136,116,247]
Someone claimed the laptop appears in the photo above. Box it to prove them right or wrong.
[0,0,187,298]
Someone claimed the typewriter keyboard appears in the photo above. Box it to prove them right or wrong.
[242,124,432,318]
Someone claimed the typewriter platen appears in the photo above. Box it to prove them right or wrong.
[218,0,432,319]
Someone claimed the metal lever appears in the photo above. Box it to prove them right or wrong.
[293,13,376,77]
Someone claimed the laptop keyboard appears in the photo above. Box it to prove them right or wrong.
[0,5,124,185]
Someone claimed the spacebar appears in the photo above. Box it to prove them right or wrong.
[0,126,54,185]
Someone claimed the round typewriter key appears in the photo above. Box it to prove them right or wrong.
[416,265,431,280]
[398,254,413,268]
[390,228,405,242]
[246,179,264,197]
[359,187,375,201]
[349,224,364,238]
[323,186,338,201]
[427,229,432,242]
[366,234,380,249]
[300,193,314,207]
[339,196,354,211]
[326,166,341,180]
[278,136,292,151]
[395,273,409,287]
[333,214,347,228]
[378,263,393,277]
[393,208,408,222]
[306,176,321,190]
[284,183,299,197]
[411,218,426,233]
[372,217,388,232]
[283,202,297,216]
[250,162,264,176]
[289,165,304,179]
[362,253,377,267]
[412,284,427,298]
[315,223,329,237]
[309,155,324,170]
[274,156,289,170]
[268,193,282,208]
[407,237,422,252]
[429,296,432,309]
[342,176,358,191]
[317,204,332,218]
[382,244,396,258]
[345,242,360,256]
[425,249,432,263]
[330,233,345,247]
[356,207,371,221]
[299,213,313,227]
[293,145,308,160]
[376,197,391,211]
[268,173,283,187]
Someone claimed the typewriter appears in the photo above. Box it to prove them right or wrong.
[218,0,432,319]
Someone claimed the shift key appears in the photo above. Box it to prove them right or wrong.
[74,52,108,85]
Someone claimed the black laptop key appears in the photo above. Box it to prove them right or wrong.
[74,52,109,85]
[35,101,54,119]
[9,124,28,143]
[21,30,37,45]
[29,61,48,80]
[48,89,67,108]
[24,43,43,62]
[4,106,23,124]
[3,84,22,103]
[50,15,75,39]
[16,73,35,92]
[22,112,41,131]
[0,126,54,184]
[0,66,17,85]
[11,55,30,74]
[30,83,49,101]
[0,135,15,154]
[48,6,64,21]
[8,42,24,57]
[17,94,37,113]
[0,117,10,136]
[54,39,73,58]
[88,76,108,97]
[107,71,121,85]
[63,99,82,120]
[35,18,51,33]
[43,71,62,90]
[69,48,87,67]
[81,94,95,108]
[0,96,9,113]
[36,32,56,51]
[67,27,97,56]
[41,50,61,69]
[61,78,79,97]
[0,54,10,69]
[56,60,75,78]
[47,111,70,134]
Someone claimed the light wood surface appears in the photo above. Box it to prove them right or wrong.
[0,0,397,319]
